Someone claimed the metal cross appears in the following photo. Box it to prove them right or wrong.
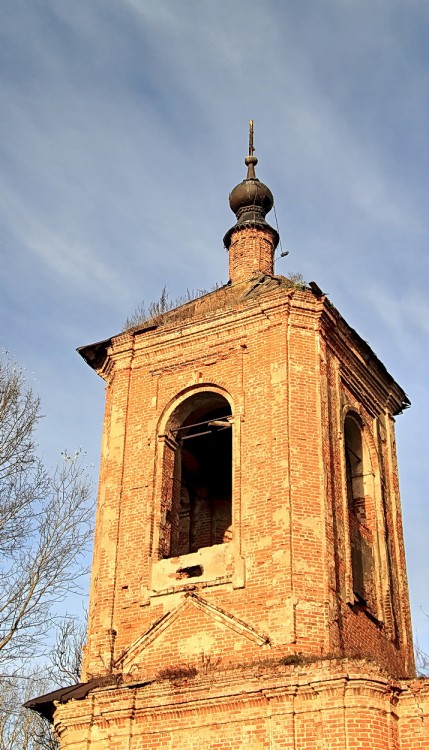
[249,119,254,156]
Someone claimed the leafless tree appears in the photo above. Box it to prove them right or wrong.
[49,615,86,687]
[0,353,93,669]
[0,352,93,747]
[415,612,429,677]
[0,617,87,750]
[416,646,429,677]
[0,675,58,750]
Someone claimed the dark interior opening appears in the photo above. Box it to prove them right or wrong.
[170,401,232,557]
[176,564,203,579]
[344,414,373,606]
[344,416,366,525]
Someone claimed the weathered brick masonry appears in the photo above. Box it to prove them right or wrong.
[80,279,414,680]
[29,144,429,748]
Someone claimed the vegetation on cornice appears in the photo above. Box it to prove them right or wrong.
[123,285,218,331]
[123,273,307,332]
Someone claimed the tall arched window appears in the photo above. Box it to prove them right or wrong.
[344,413,376,610]
[159,391,233,560]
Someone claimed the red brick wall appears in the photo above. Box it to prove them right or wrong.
[82,284,413,684]
[228,226,275,282]
[55,660,429,750]
[71,279,423,750]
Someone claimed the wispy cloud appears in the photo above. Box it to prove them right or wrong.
[1,0,429,650]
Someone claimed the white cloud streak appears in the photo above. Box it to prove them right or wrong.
[1,0,429,650]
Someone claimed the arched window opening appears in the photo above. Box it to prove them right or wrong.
[344,416,366,525]
[162,392,233,559]
[344,414,375,608]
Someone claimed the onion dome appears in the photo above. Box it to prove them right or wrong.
[223,125,279,250]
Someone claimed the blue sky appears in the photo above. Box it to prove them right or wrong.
[1,0,428,655]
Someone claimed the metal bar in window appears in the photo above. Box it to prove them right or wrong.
[172,415,233,437]
[180,429,213,441]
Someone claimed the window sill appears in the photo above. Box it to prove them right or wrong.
[150,542,234,595]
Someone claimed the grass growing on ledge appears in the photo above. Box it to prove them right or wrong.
[123,273,307,332]
[156,664,198,682]
[123,285,218,331]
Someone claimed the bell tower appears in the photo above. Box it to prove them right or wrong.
[28,126,429,749]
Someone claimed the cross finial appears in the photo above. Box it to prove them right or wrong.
[249,119,254,157]
[245,120,258,178]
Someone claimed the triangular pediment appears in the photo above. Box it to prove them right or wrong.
[115,593,270,672]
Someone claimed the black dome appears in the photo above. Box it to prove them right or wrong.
[224,154,278,250]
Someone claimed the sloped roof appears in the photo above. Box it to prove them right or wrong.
[77,274,303,368]
[23,678,108,721]
[77,274,410,414]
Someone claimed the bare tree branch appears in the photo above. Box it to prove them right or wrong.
[0,674,58,750]
[0,352,95,748]
[49,615,86,687]
[0,353,93,667]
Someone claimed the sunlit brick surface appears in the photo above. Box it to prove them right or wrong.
[57,277,428,748]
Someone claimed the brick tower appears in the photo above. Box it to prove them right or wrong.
[27,128,429,748]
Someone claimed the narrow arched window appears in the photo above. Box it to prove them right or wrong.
[344,416,366,525]
[344,413,375,608]
[160,391,233,559]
